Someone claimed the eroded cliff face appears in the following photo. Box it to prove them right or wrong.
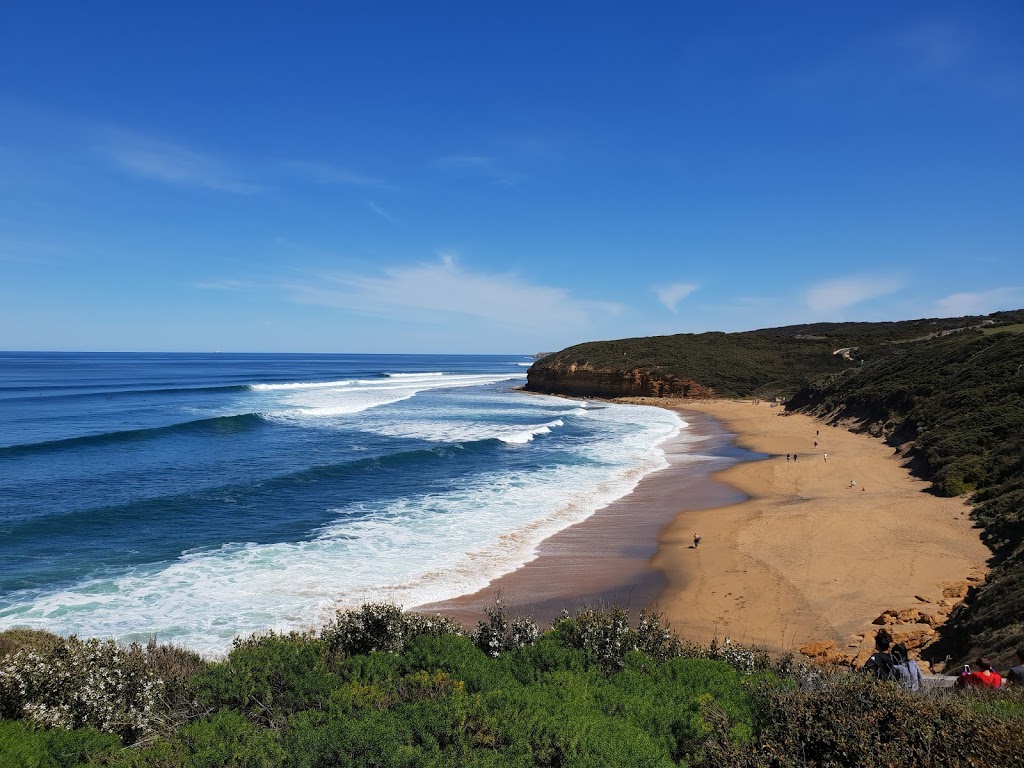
[525,363,712,399]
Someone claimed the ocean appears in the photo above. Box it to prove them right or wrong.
[0,352,685,656]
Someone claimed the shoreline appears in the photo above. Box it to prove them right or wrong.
[419,397,990,662]
[414,408,751,625]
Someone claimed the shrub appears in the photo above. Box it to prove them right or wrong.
[704,673,1024,767]
[144,639,208,734]
[553,607,767,674]
[0,629,63,661]
[554,607,636,671]
[113,710,286,768]
[471,600,539,657]
[0,636,162,744]
[0,719,121,767]
[193,631,337,729]
[319,604,462,660]
[676,638,774,677]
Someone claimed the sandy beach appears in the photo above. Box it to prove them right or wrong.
[420,398,990,657]
[652,399,990,653]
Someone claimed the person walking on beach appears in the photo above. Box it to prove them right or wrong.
[693,533,702,548]
[787,453,791,462]
[793,454,798,462]
[823,452,828,462]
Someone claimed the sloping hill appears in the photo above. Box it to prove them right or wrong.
[527,313,1005,400]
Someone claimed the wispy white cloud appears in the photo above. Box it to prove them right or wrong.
[805,275,904,314]
[196,279,252,291]
[282,160,387,188]
[98,129,258,193]
[935,286,1024,316]
[655,282,697,312]
[368,201,396,221]
[434,154,526,187]
[285,253,620,330]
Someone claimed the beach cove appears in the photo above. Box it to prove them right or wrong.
[421,398,990,660]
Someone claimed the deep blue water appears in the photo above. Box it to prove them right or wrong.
[0,352,683,654]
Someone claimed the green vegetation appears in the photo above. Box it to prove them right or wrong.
[533,332,847,398]
[3,605,1023,767]
[983,323,1024,335]
[530,311,1023,399]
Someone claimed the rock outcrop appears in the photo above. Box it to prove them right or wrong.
[526,363,713,399]
[799,573,985,672]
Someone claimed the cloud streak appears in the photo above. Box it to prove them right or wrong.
[936,286,1024,316]
[368,201,396,221]
[805,275,904,314]
[655,283,697,313]
[282,160,388,188]
[434,153,527,187]
[195,279,252,291]
[285,254,619,331]
[99,129,258,193]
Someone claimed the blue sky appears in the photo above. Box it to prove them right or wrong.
[1,2,1022,353]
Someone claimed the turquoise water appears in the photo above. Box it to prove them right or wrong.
[0,353,685,655]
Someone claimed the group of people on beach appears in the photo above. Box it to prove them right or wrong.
[784,433,867,490]
[863,629,1024,690]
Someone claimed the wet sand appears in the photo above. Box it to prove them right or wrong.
[415,410,750,626]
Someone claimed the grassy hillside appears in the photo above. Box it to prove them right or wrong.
[535,333,847,398]
[533,313,1007,399]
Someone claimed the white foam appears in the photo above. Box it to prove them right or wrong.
[249,379,358,391]
[497,419,564,444]
[257,373,525,420]
[0,396,684,657]
[360,417,567,445]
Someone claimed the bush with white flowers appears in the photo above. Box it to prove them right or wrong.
[472,600,539,656]
[0,635,162,743]
[320,603,462,658]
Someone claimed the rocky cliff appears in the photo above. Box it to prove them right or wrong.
[526,363,713,399]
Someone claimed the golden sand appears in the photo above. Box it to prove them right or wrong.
[654,399,988,651]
